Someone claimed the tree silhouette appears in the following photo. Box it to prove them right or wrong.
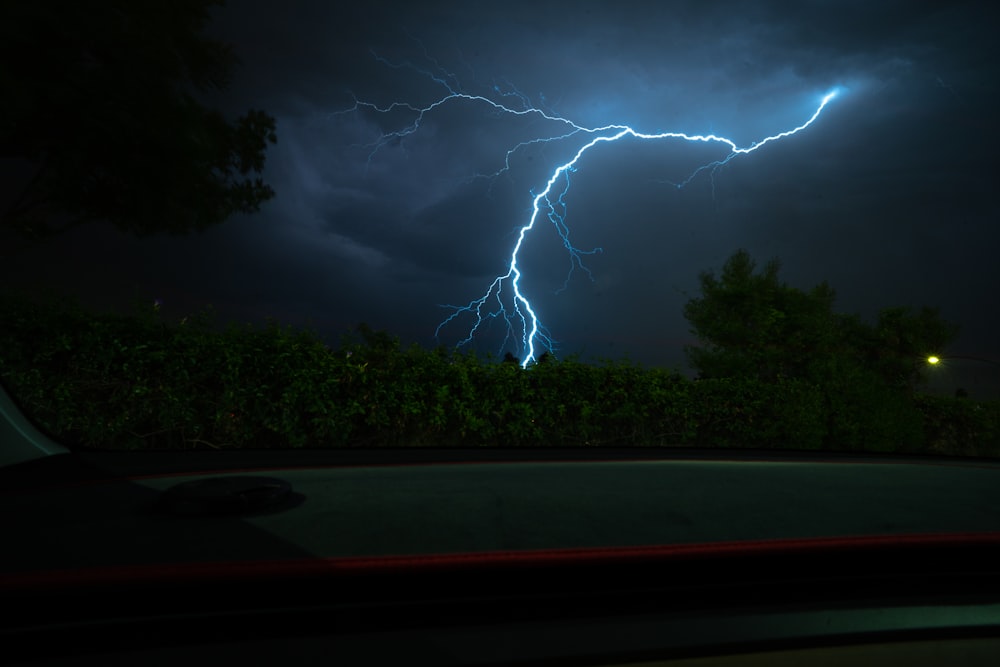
[684,249,958,392]
[1,0,276,237]
[683,249,839,382]
[503,352,521,365]
[683,249,960,449]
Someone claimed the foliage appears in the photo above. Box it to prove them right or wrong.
[0,292,988,455]
[687,377,826,449]
[684,249,841,383]
[683,249,959,451]
[684,250,958,392]
[0,0,276,237]
[858,306,960,392]
[914,394,1000,457]
[818,356,925,452]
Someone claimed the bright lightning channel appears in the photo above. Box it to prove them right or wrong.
[344,59,840,367]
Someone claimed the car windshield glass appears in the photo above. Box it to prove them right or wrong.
[1,0,997,456]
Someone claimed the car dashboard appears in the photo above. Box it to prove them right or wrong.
[2,446,1000,665]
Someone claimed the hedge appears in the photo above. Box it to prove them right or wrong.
[1,292,995,455]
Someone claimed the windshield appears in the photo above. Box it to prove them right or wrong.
[1,0,997,456]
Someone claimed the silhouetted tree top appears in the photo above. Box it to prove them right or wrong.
[0,0,276,238]
[684,249,958,392]
[683,249,838,382]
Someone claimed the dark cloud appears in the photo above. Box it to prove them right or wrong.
[4,0,999,392]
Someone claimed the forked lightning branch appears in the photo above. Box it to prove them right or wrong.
[342,55,840,366]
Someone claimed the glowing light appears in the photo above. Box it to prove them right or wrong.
[927,356,941,365]
[344,55,841,367]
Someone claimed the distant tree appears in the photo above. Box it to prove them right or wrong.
[503,351,521,365]
[0,0,276,238]
[859,306,960,392]
[683,249,959,450]
[684,249,958,392]
[683,249,840,383]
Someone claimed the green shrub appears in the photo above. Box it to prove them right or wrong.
[0,291,993,456]
[686,377,826,450]
[914,394,1000,457]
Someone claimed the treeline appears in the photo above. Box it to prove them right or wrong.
[1,292,997,455]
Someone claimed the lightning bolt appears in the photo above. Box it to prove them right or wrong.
[342,54,841,367]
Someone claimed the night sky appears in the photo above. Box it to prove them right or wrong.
[3,1,999,394]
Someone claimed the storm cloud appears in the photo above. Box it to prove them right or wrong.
[5,0,998,390]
